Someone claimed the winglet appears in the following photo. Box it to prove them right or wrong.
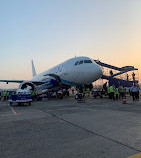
[31,60,37,77]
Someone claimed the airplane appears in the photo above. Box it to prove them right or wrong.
[0,56,102,91]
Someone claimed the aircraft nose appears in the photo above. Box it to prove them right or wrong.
[95,64,103,77]
[90,63,102,81]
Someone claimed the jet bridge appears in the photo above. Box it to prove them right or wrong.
[94,60,138,87]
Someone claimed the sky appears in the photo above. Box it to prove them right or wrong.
[0,0,141,89]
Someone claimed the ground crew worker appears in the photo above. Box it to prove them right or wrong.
[82,86,85,98]
[87,88,90,97]
[30,90,35,100]
[1,91,4,100]
[107,87,110,99]
[30,90,33,96]
[118,85,122,99]
[115,87,119,100]
[121,86,126,98]
[109,84,115,100]
[6,91,9,99]
[4,91,7,100]
[12,91,15,95]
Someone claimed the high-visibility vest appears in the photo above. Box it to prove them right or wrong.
[87,88,90,93]
[121,87,126,93]
[12,91,15,95]
[115,88,119,94]
[4,92,7,96]
[7,92,9,96]
[107,88,110,93]
[109,86,114,92]
[82,88,85,94]
[32,91,35,96]
[30,90,35,96]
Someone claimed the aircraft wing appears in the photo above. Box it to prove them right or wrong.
[0,80,24,83]
[0,80,45,85]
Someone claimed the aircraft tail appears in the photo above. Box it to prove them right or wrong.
[31,60,37,77]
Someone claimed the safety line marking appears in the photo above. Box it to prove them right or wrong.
[0,111,45,117]
[128,152,141,158]
[8,104,18,115]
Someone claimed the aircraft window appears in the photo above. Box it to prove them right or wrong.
[78,60,83,65]
[74,61,79,66]
[84,60,92,63]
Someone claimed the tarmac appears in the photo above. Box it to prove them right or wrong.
[0,95,141,158]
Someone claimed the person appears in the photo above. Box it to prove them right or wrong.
[103,82,107,93]
[126,74,129,81]
[132,72,135,81]
[121,86,126,98]
[1,91,4,100]
[72,88,74,95]
[4,91,7,100]
[82,86,85,98]
[109,84,115,100]
[136,84,140,101]
[86,87,90,97]
[115,87,119,100]
[6,91,9,100]
[130,84,137,101]
[12,91,16,95]
[110,70,113,76]
[79,86,83,93]
[118,85,122,99]
[30,90,35,100]
[107,87,110,99]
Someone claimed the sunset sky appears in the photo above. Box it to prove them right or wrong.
[0,0,141,89]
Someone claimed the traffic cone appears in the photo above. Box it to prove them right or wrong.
[122,96,126,104]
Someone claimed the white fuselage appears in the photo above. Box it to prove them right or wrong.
[31,56,102,86]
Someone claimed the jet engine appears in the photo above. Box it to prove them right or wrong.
[19,81,35,91]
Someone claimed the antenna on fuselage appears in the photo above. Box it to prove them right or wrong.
[31,60,37,77]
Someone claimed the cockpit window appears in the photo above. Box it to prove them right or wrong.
[75,60,91,66]
[78,60,83,65]
[74,61,79,66]
[84,60,92,63]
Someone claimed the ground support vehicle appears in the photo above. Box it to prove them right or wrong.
[75,93,85,103]
[9,94,32,106]
[92,90,103,98]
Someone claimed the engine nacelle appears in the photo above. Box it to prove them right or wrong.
[19,81,35,91]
